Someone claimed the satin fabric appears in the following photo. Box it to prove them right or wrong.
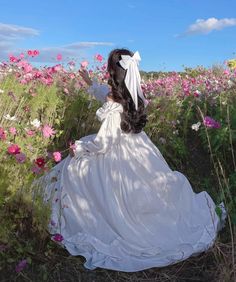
[40,100,225,272]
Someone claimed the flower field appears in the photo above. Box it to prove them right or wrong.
[0,52,236,281]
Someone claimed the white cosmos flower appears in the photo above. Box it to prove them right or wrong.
[3,114,17,121]
[191,121,201,131]
[30,118,41,128]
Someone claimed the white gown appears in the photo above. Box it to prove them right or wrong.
[40,81,226,272]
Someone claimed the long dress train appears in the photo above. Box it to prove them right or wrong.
[39,82,226,272]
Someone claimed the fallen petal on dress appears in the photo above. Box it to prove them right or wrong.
[38,90,226,272]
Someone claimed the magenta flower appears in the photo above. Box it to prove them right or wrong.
[9,55,18,63]
[52,233,64,242]
[95,54,103,62]
[7,144,21,155]
[15,259,27,273]
[56,54,62,61]
[0,127,7,140]
[53,151,61,162]
[27,50,33,56]
[15,153,26,164]
[33,50,39,56]
[42,124,56,138]
[35,157,46,168]
[203,116,221,129]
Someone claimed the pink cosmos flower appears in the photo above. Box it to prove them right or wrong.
[26,130,35,137]
[80,60,89,68]
[33,50,39,56]
[52,233,64,242]
[56,54,62,61]
[95,54,103,62]
[53,151,61,162]
[27,50,33,56]
[203,116,221,129]
[42,124,56,138]
[9,55,18,63]
[9,127,17,135]
[15,259,27,273]
[7,144,21,155]
[15,153,26,163]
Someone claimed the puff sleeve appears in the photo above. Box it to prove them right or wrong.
[74,102,123,156]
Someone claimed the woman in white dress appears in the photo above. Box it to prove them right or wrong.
[41,49,226,272]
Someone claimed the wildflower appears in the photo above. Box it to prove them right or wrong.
[9,127,17,135]
[30,118,41,128]
[191,122,201,131]
[35,157,46,168]
[56,54,62,61]
[15,153,26,163]
[53,151,62,162]
[42,124,56,138]
[203,116,221,129]
[63,88,69,95]
[95,54,103,62]
[3,114,17,121]
[7,144,21,155]
[26,129,35,137]
[194,90,201,97]
[9,55,18,63]
[30,119,41,128]
[0,89,4,94]
[33,50,39,56]
[27,50,33,56]
[80,60,89,68]
[15,259,27,273]
[52,233,64,242]
[0,128,7,140]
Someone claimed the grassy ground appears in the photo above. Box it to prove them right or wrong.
[0,138,234,282]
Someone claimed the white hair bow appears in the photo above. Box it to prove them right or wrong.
[119,51,147,110]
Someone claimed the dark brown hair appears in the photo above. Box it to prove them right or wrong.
[107,48,147,134]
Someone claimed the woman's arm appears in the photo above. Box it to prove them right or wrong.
[79,68,110,103]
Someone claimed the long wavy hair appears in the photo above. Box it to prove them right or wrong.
[107,48,147,134]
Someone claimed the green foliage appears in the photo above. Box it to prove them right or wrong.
[0,67,236,278]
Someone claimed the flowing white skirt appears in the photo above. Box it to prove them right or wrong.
[41,131,225,272]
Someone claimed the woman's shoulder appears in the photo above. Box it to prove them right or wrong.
[96,101,123,122]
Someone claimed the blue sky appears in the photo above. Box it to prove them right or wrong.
[0,0,236,71]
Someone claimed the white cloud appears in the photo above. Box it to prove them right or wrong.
[0,23,39,58]
[180,17,236,37]
[0,23,39,40]
[26,41,114,62]
[0,23,114,62]
[64,42,114,49]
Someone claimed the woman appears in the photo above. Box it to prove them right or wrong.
[41,48,225,272]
